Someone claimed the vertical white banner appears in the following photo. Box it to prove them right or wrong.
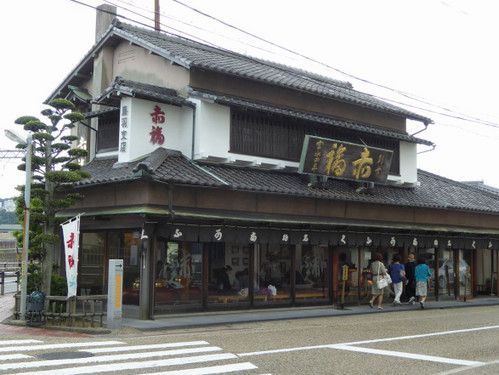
[61,215,80,297]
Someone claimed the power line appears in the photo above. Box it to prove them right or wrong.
[169,0,499,129]
[69,0,221,49]
[70,0,499,131]
[106,0,283,57]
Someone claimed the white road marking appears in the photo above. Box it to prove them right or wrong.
[237,324,499,367]
[79,340,209,353]
[6,353,238,375]
[437,359,499,374]
[0,354,32,361]
[142,362,258,374]
[0,346,223,370]
[0,341,125,353]
[238,344,333,357]
[341,324,499,346]
[0,340,42,346]
[331,344,483,367]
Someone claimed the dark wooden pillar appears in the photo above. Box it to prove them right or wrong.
[434,247,439,301]
[249,243,256,307]
[202,244,209,309]
[453,249,460,300]
[472,249,477,298]
[496,249,499,297]
[290,245,296,305]
[332,247,339,305]
[139,236,152,320]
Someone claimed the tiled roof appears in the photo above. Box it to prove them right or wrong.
[192,90,433,146]
[77,148,223,187]
[77,149,499,215]
[94,77,194,108]
[112,21,432,124]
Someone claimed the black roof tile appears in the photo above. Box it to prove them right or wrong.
[94,77,194,108]
[76,149,499,215]
[196,90,433,146]
[113,22,432,124]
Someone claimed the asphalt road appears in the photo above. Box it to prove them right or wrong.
[1,305,498,374]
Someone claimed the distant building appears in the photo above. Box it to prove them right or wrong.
[0,198,16,212]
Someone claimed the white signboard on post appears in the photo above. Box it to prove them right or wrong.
[107,259,124,329]
[61,215,80,298]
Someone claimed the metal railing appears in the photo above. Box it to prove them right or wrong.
[0,262,20,295]
[14,294,108,327]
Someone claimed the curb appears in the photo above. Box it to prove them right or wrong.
[124,300,499,332]
[5,319,112,335]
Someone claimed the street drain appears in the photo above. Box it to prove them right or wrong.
[37,351,95,360]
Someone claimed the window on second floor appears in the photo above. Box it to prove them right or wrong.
[96,111,119,153]
[229,108,400,175]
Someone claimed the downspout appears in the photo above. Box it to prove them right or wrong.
[410,121,429,137]
[168,183,174,219]
[191,106,196,160]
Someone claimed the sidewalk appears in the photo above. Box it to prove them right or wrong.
[0,293,15,323]
[123,296,499,331]
[3,292,498,332]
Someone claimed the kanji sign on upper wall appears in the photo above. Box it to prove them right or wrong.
[299,135,393,183]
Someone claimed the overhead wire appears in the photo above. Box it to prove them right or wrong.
[70,0,499,132]
[169,0,499,129]
[106,0,285,57]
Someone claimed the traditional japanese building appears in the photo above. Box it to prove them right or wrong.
[49,6,499,319]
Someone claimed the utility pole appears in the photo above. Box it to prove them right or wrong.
[154,0,160,31]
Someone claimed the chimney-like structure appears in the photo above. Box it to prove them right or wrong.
[95,4,117,42]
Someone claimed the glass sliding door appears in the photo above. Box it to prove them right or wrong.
[294,245,329,303]
[154,241,203,313]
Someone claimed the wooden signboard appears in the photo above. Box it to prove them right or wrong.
[299,135,393,184]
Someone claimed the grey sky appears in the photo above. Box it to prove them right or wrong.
[1,0,498,198]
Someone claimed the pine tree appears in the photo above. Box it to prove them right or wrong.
[14,98,89,294]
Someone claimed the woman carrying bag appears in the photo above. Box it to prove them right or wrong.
[369,253,390,310]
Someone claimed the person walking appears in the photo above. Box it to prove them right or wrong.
[389,254,405,306]
[404,252,417,304]
[415,256,432,309]
[369,253,388,310]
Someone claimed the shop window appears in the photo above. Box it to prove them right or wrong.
[154,241,202,313]
[80,230,141,306]
[294,245,329,302]
[80,232,106,295]
[206,243,250,308]
[337,249,360,304]
[254,244,291,305]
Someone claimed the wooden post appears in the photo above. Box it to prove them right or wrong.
[434,247,439,301]
[496,249,499,297]
[290,245,296,305]
[453,249,460,300]
[332,247,339,305]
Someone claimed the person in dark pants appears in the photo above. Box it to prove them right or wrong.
[404,252,416,304]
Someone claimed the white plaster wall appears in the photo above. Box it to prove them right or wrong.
[118,97,193,163]
[193,99,299,168]
[113,42,190,95]
[390,141,418,184]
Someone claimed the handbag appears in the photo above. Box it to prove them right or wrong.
[376,262,390,289]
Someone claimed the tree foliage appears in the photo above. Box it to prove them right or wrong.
[14,99,88,294]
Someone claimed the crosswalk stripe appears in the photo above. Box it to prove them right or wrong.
[0,346,223,370]
[0,341,125,353]
[6,352,238,375]
[0,354,32,361]
[142,362,258,375]
[0,340,42,346]
[79,340,210,353]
